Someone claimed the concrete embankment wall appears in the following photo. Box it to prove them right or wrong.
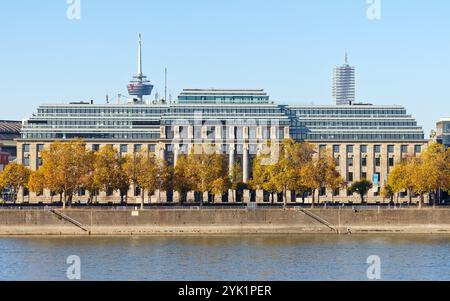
[1,208,450,235]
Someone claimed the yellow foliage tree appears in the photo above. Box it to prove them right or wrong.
[93,145,128,203]
[0,163,31,202]
[28,169,45,196]
[40,139,91,208]
[185,148,230,204]
[173,155,195,203]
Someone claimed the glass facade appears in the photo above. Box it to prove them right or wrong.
[20,91,425,144]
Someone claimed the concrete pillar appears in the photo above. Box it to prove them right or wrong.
[173,144,180,167]
[160,126,166,139]
[174,126,180,139]
[188,126,194,139]
[229,126,235,140]
[243,144,249,183]
[256,190,264,203]
[229,144,235,177]
[257,126,263,140]
[157,143,166,161]
[243,126,249,140]
[284,126,290,139]
[215,125,222,140]
[228,189,236,203]
[270,126,277,140]
[354,144,361,182]
[243,190,251,203]
[187,191,195,203]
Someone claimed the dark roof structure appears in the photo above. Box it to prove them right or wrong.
[0,121,22,140]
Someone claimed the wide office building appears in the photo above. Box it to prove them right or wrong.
[17,88,427,204]
[436,118,450,148]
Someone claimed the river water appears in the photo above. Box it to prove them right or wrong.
[0,235,449,281]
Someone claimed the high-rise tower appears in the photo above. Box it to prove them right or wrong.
[127,33,154,104]
[332,53,355,105]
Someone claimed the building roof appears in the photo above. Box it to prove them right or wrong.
[0,121,22,133]
[0,120,22,140]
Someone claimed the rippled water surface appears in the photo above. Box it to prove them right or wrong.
[1,235,449,281]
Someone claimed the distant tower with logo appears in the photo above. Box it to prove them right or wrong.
[332,53,355,105]
[127,33,154,104]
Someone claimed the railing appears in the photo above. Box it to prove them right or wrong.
[1,199,450,210]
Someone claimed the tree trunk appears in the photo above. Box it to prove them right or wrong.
[141,189,145,210]
[63,193,66,210]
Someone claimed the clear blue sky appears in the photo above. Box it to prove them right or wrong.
[1,0,449,134]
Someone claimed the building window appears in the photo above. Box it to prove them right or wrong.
[23,144,30,153]
[389,157,395,167]
[37,144,44,153]
[92,144,100,152]
[335,157,340,166]
[333,188,340,196]
[374,145,381,153]
[401,145,408,153]
[360,145,368,153]
[23,157,30,167]
[347,145,354,153]
[333,145,340,154]
[361,172,367,180]
[375,157,381,167]
[414,145,422,154]
[348,172,354,182]
[134,144,142,153]
[348,158,354,167]
[148,144,156,153]
[120,144,128,154]
[319,187,326,196]
[388,145,395,153]
[361,157,367,167]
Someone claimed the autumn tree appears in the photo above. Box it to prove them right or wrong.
[173,154,195,203]
[39,140,92,208]
[230,162,245,203]
[93,145,128,203]
[187,148,230,204]
[135,154,157,208]
[418,143,450,205]
[0,163,31,203]
[154,158,173,203]
[80,151,98,204]
[349,180,373,204]
[28,169,45,196]
[250,155,277,203]
[381,184,395,204]
[388,160,415,204]
[299,150,340,206]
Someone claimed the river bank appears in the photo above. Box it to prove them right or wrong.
[1,208,450,236]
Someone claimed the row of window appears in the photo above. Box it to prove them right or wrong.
[300,133,424,141]
[291,109,406,116]
[37,107,167,115]
[331,144,422,154]
[297,121,418,127]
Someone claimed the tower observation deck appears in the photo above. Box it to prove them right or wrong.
[127,33,153,103]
